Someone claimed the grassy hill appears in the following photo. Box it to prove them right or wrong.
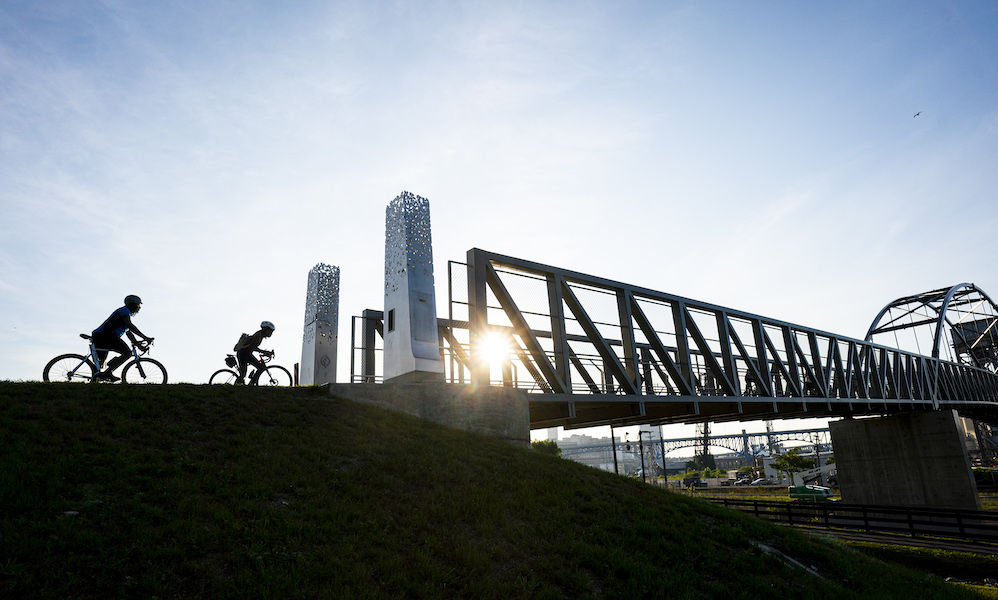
[0,382,993,599]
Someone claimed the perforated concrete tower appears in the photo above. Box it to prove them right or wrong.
[384,191,444,383]
[301,263,339,385]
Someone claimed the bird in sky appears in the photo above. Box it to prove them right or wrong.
[914,112,921,117]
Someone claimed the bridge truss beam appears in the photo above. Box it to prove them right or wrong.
[460,249,998,429]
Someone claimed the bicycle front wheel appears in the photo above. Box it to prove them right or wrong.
[254,365,293,387]
[209,369,239,384]
[43,354,96,383]
[121,358,168,384]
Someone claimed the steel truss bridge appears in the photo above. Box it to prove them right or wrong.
[559,427,832,460]
[351,249,998,431]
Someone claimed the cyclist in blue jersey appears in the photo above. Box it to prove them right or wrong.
[93,294,154,382]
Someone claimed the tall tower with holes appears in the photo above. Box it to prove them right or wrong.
[383,192,445,383]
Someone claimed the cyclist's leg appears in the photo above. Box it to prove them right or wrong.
[236,349,261,385]
[94,346,108,370]
[94,333,129,380]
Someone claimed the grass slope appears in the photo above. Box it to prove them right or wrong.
[0,382,990,599]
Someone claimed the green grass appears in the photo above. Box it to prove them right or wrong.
[844,543,998,597]
[0,382,992,599]
[690,486,799,503]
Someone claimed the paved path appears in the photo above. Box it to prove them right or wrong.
[797,526,998,555]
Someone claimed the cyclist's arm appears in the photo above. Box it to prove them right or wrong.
[126,325,152,343]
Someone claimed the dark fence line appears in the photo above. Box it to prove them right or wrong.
[709,498,998,543]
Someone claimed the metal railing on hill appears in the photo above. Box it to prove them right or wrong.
[709,498,998,543]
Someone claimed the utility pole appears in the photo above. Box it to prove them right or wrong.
[695,422,711,470]
[701,422,710,458]
[660,428,667,487]
[813,432,822,486]
[638,431,647,484]
[610,424,619,475]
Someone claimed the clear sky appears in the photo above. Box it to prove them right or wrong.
[2,1,997,440]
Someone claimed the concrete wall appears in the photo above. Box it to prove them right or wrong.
[327,383,530,447]
[829,410,980,510]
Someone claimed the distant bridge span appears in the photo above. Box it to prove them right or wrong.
[559,427,832,459]
[352,249,998,430]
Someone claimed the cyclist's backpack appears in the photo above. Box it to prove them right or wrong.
[233,333,252,352]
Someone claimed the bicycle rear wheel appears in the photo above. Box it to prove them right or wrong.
[121,357,168,384]
[209,369,239,384]
[43,354,96,383]
[255,365,293,387]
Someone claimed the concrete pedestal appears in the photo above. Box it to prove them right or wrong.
[829,410,980,510]
[327,383,530,447]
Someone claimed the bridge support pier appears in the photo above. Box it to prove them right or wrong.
[829,410,980,510]
[326,382,529,447]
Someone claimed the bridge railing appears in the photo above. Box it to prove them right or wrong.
[458,249,998,409]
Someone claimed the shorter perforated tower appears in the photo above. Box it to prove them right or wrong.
[301,263,339,385]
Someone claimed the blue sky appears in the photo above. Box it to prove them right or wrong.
[2,1,997,439]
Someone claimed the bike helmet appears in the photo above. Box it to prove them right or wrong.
[124,295,142,311]
[261,321,275,331]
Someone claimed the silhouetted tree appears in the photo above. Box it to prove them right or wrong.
[531,439,562,457]
[773,448,815,483]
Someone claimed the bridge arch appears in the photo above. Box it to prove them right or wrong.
[661,441,743,456]
[866,283,998,372]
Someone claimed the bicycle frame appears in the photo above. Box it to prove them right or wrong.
[245,351,273,381]
[84,335,151,381]
[87,340,103,374]
[61,352,97,383]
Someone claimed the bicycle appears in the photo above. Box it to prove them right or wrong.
[43,334,168,384]
[209,349,293,386]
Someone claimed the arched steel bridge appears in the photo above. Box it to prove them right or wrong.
[351,249,998,430]
[559,427,832,459]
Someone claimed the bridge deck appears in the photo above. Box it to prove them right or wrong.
[528,392,998,429]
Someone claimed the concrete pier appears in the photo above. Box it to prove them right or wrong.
[829,410,980,510]
[327,383,530,447]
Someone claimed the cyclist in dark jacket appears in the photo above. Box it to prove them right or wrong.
[93,294,153,382]
[234,321,275,385]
